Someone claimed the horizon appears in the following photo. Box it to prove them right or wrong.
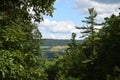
[41,38,84,40]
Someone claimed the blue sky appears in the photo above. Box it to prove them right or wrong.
[38,0,120,39]
[47,0,85,25]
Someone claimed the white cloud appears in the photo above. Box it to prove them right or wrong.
[40,31,81,40]
[74,0,120,21]
[39,19,80,33]
[38,19,102,39]
[38,19,81,39]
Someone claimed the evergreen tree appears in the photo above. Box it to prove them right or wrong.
[91,10,120,80]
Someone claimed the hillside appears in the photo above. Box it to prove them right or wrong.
[41,39,84,59]
[42,39,84,46]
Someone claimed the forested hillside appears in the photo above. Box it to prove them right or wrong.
[42,39,84,46]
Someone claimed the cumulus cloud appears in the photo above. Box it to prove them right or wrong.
[38,19,80,39]
[38,19,79,33]
[74,0,120,21]
[38,19,103,39]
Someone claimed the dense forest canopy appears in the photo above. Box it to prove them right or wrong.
[0,0,56,79]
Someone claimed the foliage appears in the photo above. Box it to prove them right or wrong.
[46,33,87,80]
[0,18,46,79]
[0,0,55,23]
[0,50,47,80]
[76,8,99,64]
[90,12,120,80]
[0,0,56,79]
[76,8,98,38]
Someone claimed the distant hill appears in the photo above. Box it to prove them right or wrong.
[42,39,84,46]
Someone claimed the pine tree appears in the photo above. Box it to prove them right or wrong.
[76,8,100,62]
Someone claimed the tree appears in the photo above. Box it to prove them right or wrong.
[0,0,56,79]
[0,0,55,23]
[76,8,97,38]
[46,33,87,80]
[67,33,78,53]
[76,8,100,65]
[91,11,120,80]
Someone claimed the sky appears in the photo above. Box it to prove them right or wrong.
[38,0,120,40]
